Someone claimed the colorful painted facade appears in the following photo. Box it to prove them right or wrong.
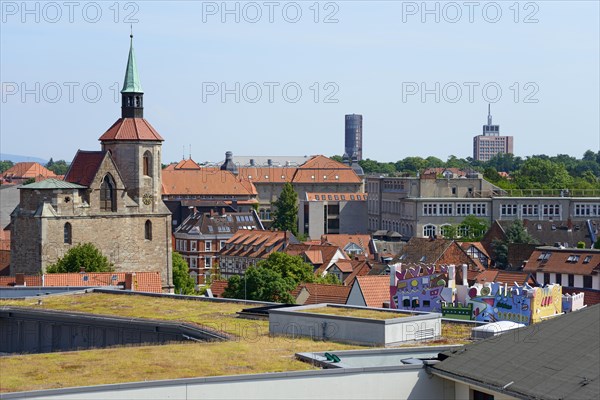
[389,264,568,325]
[389,265,454,313]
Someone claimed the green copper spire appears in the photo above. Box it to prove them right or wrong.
[121,33,143,94]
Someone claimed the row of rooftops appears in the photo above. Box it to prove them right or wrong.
[0,272,162,293]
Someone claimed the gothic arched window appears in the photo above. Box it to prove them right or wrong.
[64,222,72,244]
[100,174,116,212]
[143,151,152,176]
[145,220,152,240]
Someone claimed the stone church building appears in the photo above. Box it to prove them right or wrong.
[10,36,173,291]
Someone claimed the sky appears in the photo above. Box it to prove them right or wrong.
[1,1,599,165]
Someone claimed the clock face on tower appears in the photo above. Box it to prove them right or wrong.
[142,193,153,205]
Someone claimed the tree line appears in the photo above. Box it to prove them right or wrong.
[332,150,600,190]
[0,158,69,175]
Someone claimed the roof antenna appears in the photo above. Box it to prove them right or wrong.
[189,144,192,160]
[182,145,185,160]
[487,103,492,125]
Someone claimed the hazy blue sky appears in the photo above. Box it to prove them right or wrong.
[1,1,599,164]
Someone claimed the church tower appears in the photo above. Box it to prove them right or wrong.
[99,33,163,211]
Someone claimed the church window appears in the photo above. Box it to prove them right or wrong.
[143,151,152,176]
[100,174,116,211]
[64,223,72,244]
[145,220,152,240]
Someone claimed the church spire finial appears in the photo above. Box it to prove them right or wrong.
[121,31,143,94]
[121,31,144,118]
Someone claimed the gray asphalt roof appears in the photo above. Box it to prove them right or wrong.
[431,304,600,400]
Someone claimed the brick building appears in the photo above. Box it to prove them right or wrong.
[9,36,173,290]
[219,230,299,278]
[173,209,263,283]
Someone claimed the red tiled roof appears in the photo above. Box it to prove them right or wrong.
[162,169,258,196]
[523,248,600,276]
[2,162,57,180]
[295,155,362,184]
[221,230,291,260]
[321,234,372,257]
[343,260,372,286]
[210,280,229,298]
[238,167,296,183]
[64,150,105,187]
[174,159,202,170]
[332,259,353,273]
[475,270,535,286]
[99,118,164,141]
[355,275,390,308]
[0,272,162,292]
[303,250,324,265]
[285,243,343,274]
[294,283,351,305]
[0,276,42,287]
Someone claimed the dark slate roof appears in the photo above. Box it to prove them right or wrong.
[497,219,600,248]
[174,210,263,236]
[431,305,600,400]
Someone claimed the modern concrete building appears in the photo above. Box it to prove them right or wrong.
[344,114,363,161]
[299,192,368,239]
[472,105,514,161]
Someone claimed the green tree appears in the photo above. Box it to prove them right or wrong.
[0,160,14,173]
[257,252,315,283]
[316,273,342,285]
[513,157,572,189]
[223,266,296,303]
[577,241,586,249]
[46,159,69,175]
[457,215,489,241]
[395,157,427,173]
[493,220,537,268]
[172,251,196,295]
[594,239,600,250]
[271,182,299,236]
[504,219,537,244]
[23,178,36,185]
[330,155,343,163]
[46,243,113,273]
[425,156,445,168]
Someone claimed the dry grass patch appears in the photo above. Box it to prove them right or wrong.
[0,293,262,335]
[0,293,365,393]
[0,293,473,393]
[297,306,410,320]
[0,335,361,393]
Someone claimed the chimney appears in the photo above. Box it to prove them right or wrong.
[461,264,468,286]
[125,272,133,290]
[286,161,290,167]
[80,266,86,273]
[267,159,273,167]
[250,159,255,166]
[15,273,25,286]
